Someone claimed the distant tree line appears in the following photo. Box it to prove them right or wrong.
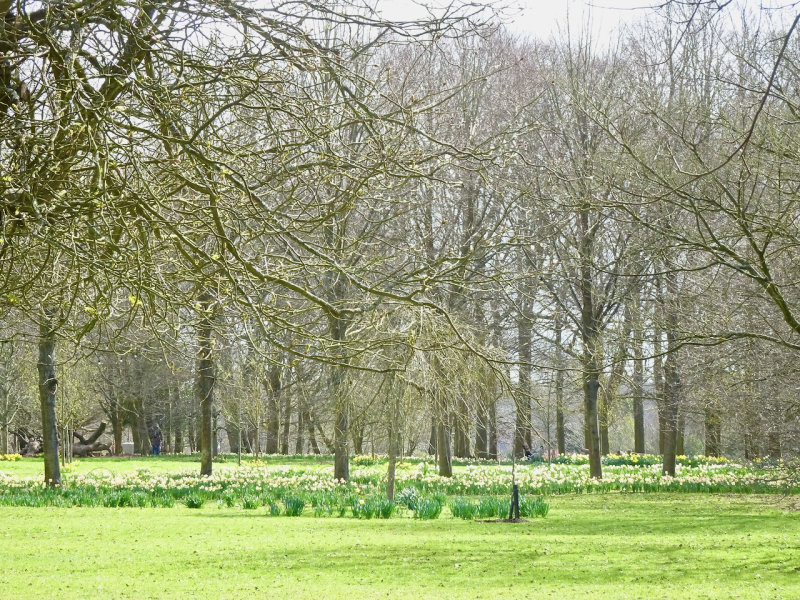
[1,1,798,484]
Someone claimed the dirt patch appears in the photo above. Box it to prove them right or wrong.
[478,517,531,523]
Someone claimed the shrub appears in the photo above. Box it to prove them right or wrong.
[377,499,396,519]
[151,493,175,508]
[352,497,377,519]
[130,491,149,508]
[449,497,478,520]
[284,496,305,517]
[103,490,133,508]
[413,497,442,520]
[184,494,205,509]
[477,497,504,519]
[520,496,549,518]
[395,486,420,510]
[219,491,237,508]
[104,490,147,508]
[71,489,99,507]
[241,495,260,510]
[310,492,334,517]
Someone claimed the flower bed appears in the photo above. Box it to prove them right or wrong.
[0,458,795,513]
[538,453,733,468]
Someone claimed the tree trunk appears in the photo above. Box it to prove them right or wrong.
[766,428,781,459]
[599,398,610,456]
[583,367,602,479]
[653,326,665,454]
[632,319,645,454]
[600,304,633,456]
[333,408,349,480]
[330,312,350,481]
[246,426,255,455]
[174,384,184,455]
[304,410,320,454]
[163,388,173,455]
[134,397,151,456]
[212,408,219,457]
[578,201,602,479]
[387,419,397,501]
[265,399,278,454]
[386,376,404,501]
[515,315,532,458]
[554,314,566,456]
[581,319,603,477]
[744,421,760,460]
[661,272,680,477]
[315,423,333,453]
[64,423,71,465]
[474,396,488,459]
[1,381,9,455]
[488,392,498,460]
[427,418,436,456]
[661,354,680,476]
[431,355,452,476]
[351,415,365,456]
[38,314,61,486]
[453,396,471,458]
[295,404,304,454]
[280,393,290,455]
[581,320,602,478]
[704,402,722,457]
[436,418,452,477]
[226,421,242,455]
[196,293,215,476]
[265,364,280,454]
[132,419,141,454]
[352,431,363,455]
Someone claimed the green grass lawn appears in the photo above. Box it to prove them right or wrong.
[0,454,320,478]
[0,454,433,478]
[1,494,798,599]
[0,453,494,477]
[0,454,467,479]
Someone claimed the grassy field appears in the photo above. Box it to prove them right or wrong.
[0,453,480,478]
[1,493,798,599]
[2,456,798,598]
[0,454,314,477]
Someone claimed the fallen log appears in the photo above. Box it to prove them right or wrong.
[72,423,109,457]
[72,441,111,457]
[73,423,106,446]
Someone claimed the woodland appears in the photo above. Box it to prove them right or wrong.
[1,0,799,488]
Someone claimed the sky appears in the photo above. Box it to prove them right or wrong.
[493,0,651,38]
[378,0,790,41]
[378,0,656,40]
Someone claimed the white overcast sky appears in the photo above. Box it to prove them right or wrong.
[378,0,656,40]
[378,0,785,41]
[509,0,653,37]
